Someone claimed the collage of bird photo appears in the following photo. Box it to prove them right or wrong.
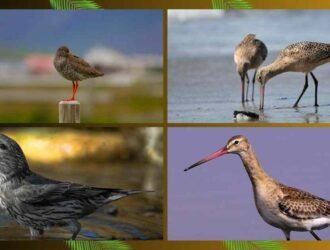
[1,2,330,250]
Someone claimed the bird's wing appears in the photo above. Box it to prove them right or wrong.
[69,53,104,77]
[278,185,330,220]
[14,182,141,205]
[254,39,268,61]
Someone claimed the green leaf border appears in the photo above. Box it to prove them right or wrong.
[66,241,131,250]
[212,0,253,9]
[49,0,102,9]
[224,241,287,250]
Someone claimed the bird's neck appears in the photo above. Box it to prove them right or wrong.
[265,60,288,81]
[238,147,276,189]
[0,167,30,187]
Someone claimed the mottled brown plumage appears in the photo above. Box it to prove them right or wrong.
[185,135,330,240]
[54,46,104,101]
[257,42,330,110]
[234,34,268,102]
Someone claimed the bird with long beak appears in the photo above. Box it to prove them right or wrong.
[234,34,268,102]
[184,135,330,240]
[256,41,330,110]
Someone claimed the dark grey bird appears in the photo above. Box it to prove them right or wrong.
[0,134,149,239]
[54,46,104,101]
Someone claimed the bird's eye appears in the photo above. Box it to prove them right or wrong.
[0,144,7,150]
[234,140,239,145]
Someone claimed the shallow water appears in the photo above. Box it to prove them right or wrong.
[0,163,163,240]
[168,54,330,123]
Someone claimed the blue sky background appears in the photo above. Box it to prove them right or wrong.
[0,10,162,55]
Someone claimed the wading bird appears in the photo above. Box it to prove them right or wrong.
[54,46,104,101]
[257,41,330,110]
[234,34,268,102]
[184,135,330,240]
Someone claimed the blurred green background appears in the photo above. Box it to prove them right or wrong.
[0,10,163,123]
[0,127,163,240]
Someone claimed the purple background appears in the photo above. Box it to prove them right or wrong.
[168,128,330,240]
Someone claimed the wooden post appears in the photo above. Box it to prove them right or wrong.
[59,100,80,123]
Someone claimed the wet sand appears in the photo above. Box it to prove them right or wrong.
[168,52,330,123]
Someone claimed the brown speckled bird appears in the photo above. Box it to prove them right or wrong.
[257,42,330,110]
[234,34,268,102]
[185,135,330,240]
[54,46,104,101]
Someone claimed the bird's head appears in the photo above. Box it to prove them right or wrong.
[0,134,29,180]
[184,135,250,172]
[256,66,272,86]
[56,46,70,57]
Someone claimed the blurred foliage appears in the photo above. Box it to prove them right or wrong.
[0,83,162,123]
[1,128,163,165]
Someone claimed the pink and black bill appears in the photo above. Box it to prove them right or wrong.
[184,147,228,172]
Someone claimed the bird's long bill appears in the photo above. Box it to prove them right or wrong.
[184,147,228,172]
[260,84,265,110]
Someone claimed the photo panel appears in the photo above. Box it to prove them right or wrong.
[168,10,330,123]
[168,127,330,240]
[0,10,163,124]
[0,127,163,240]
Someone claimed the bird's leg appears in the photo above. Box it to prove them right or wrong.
[72,81,79,100]
[310,72,319,107]
[29,227,44,239]
[245,73,250,101]
[282,230,290,241]
[68,220,81,240]
[310,230,321,241]
[260,84,265,110]
[241,75,245,103]
[65,81,76,101]
[252,70,257,101]
[293,74,309,107]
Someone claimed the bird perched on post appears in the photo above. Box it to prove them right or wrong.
[0,134,150,239]
[234,34,268,103]
[54,46,104,101]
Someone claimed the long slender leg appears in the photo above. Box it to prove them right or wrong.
[66,81,75,101]
[282,230,290,241]
[68,220,81,240]
[293,74,309,107]
[310,230,321,241]
[252,70,257,101]
[241,75,245,103]
[72,81,79,100]
[29,227,44,238]
[245,73,250,101]
[310,72,319,107]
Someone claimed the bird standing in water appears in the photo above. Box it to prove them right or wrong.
[257,41,330,110]
[54,46,104,101]
[234,34,268,102]
[0,134,149,239]
[185,135,330,240]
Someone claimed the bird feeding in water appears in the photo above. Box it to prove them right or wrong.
[54,46,104,101]
[0,134,151,239]
[184,135,330,240]
[257,41,330,110]
[234,34,268,102]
